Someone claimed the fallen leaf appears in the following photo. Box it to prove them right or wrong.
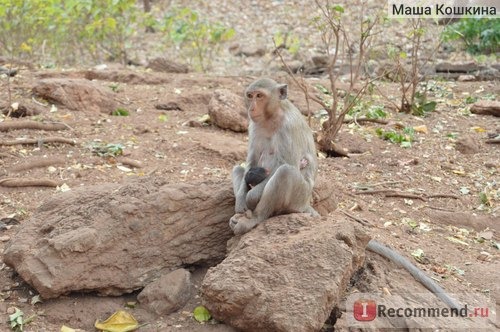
[446,237,469,246]
[193,306,211,323]
[471,126,486,133]
[61,326,76,332]
[30,295,42,305]
[95,310,139,332]
[57,183,71,192]
[117,165,132,173]
[413,125,428,134]
[403,218,418,229]
[197,114,211,123]
[419,223,432,232]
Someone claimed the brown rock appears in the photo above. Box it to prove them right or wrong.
[455,136,480,154]
[3,177,336,299]
[138,269,192,315]
[197,132,247,162]
[470,100,500,117]
[32,78,119,114]
[147,57,189,73]
[435,61,484,73]
[201,213,369,332]
[208,89,248,132]
[457,74,476,82]
[234,46,266,57]
[3,178,234,299]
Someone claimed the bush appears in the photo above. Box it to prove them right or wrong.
[158,7,235,72]
[0,0,144,65]
[443,18,499,54]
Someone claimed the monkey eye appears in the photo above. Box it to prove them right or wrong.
[246,93,253,99]
[256,92,263,98]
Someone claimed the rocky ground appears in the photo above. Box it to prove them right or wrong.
[0,0,499,331]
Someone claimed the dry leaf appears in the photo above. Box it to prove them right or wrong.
[413,125,428,134]
[95,310,139,332]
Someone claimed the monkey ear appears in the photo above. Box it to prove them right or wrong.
[278,84,288,100]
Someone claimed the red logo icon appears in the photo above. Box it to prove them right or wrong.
[353,299,377,321]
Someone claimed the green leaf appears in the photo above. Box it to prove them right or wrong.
[421,101,436,113]
[400,141,412,148]
[465,96,478,104]
[331,5,344,13]
[112,108,129,116]
[193,306,211,323]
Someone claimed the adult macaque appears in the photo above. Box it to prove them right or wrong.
[230,78,318,235]
[229,79,461,310]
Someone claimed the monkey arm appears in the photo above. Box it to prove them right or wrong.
[245,177,270,211]
[232,165,249,213]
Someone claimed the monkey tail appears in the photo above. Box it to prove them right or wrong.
[367,240,462,309]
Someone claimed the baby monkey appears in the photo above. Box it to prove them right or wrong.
[245,167,269,189]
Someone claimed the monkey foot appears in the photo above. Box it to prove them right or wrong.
[229,210,259,235]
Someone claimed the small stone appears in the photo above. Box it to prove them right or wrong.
[208,89,248,132]
[0,235,10,242]
[457,74,475,82]
[137,269,192,315]
[455,136,479,155]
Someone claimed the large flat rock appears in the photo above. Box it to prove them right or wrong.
[3,178,234,298]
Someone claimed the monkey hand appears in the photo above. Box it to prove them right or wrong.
[234,197,247,214]
[229,210,259,235]
[299,157,309,169]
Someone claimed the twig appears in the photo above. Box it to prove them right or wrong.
[31,96,49,107]
[0,137,76,146]
[0,178,60,187]
[385,192,426,201]
[343,117,389,125]
[355,189,459,201]
[8,157,66,173]
[0,121,69,132]
[485,138,500,144]
[353,180,404,190]
[422,205,456,212]
[427,193,460,199]
[341,210,374,227]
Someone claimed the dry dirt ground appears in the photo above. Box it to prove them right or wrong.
[0,1,499,331]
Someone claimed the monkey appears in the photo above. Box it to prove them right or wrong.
[230,78,461,310]
[230,78,319,235]
[244,167,269,189]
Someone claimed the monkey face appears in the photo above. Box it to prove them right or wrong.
[245,89,268,121]
[245,78,288,123]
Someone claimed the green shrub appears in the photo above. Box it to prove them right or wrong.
[0,0,143,65]
[443,18,499,54]
[158,7,235,72]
